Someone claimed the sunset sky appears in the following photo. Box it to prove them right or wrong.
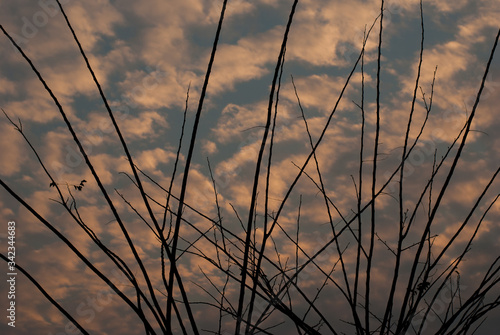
[1,0,499,334]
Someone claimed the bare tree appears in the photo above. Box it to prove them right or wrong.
[1,0,499,334]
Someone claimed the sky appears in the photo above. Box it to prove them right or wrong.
[0,0,499,334]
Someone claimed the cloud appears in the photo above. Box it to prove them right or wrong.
[209,27,283,92]
[61,1,124,50]
[116,64,197,110]
[0,122,29,176]
[135,148,177,172]
[0,76,16,94]
[2,1,500,334]
[202,139,218,154]
[210,102,268,144]
[281,74,368,113]
[2,86,64,124]
[428,0,469,13]
[118,110,168,140]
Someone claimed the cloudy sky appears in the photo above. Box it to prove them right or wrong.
[1,0,499,334]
